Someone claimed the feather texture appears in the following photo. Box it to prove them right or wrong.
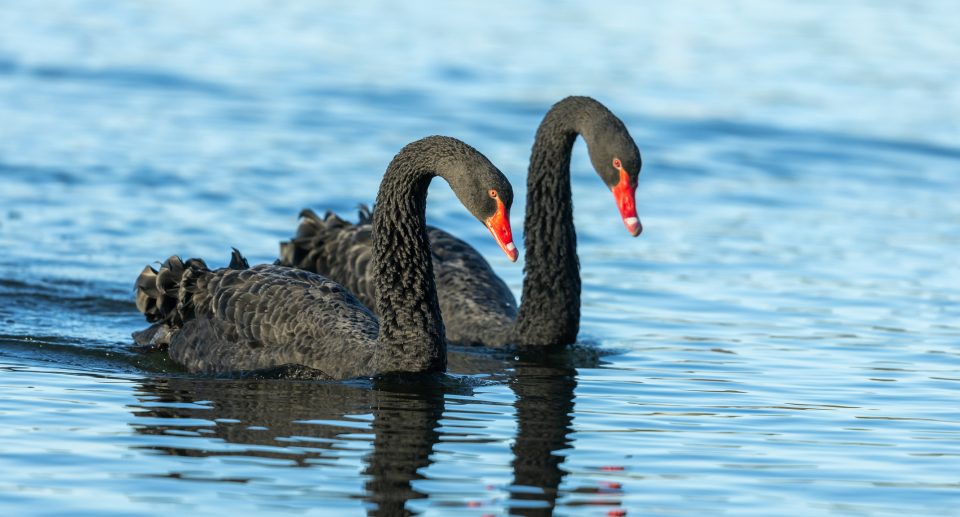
[278,96,642,348]
[133,136,514,378]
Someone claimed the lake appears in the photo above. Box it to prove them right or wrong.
[1,1,958,515]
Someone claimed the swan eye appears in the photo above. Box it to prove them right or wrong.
[612,158,622,169]
[489,190,498,199]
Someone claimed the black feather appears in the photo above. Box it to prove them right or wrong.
[134,136,514,378]
[277,97,641,348]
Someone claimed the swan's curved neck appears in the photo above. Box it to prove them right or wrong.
[512,97,600,346]
[372,147,446,374]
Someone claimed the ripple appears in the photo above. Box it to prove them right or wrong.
[2,0,960,515]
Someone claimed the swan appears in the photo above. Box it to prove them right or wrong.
[132,136,517,378]
[280,96,641,348]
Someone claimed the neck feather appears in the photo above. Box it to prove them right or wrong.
[372,148,446,374]
[513,97,608,346]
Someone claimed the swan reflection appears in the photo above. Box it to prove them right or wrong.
[129,350,592,515]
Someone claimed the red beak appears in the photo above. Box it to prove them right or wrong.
[612,168,642,237]
[485,197,518,262]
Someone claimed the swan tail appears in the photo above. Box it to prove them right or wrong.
[278,208,359,274]
[133,249,250,347]
[134,255,210,328]
[229,247,250,269]
[357,203,374,224]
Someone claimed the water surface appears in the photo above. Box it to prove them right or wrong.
[1,1,959,515]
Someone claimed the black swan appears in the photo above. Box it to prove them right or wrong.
[279,96,641,348]
[132,136,517,379]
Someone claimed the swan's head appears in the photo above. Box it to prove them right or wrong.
[586,121,643,237]
[439,144,518,262]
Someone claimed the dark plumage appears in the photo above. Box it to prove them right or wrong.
[279,209,518,346]
[133,136,515,378]
[279,96,642,348]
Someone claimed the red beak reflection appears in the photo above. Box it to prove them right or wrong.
[612,168,642,237]
[485,197,518,262]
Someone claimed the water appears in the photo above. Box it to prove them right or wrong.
[1,1,959,515]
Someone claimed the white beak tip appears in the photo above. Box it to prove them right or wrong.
[623,216,642,236]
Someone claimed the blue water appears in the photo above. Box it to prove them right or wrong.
[2,1,959,515]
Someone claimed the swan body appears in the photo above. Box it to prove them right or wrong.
[133,136,516,378]
[281,208,518,346]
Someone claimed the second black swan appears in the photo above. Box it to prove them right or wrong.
[280,96,642,348]
[132,136,517,379]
